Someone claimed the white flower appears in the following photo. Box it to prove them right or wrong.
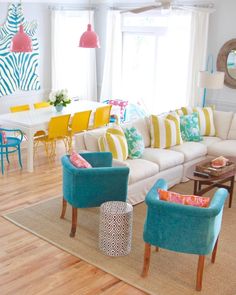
[62,89,68,96]
[49,91,56,102]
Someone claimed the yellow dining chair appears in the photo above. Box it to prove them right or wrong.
[33,101,51,137]
[93,105,112,129]
[34,114,71,162]
[10,104,30,140]
[10,104,30,113]
[34,101,50,109]
[68,110,92,151]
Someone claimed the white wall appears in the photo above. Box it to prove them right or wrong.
[0,3,51,114]
[207,0,236,111]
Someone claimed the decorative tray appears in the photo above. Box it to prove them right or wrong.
[196,161,236,177]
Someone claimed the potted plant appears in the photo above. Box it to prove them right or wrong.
[49,89,71,112]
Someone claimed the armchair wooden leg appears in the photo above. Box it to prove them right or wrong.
[211,237,219,263]
[141,243,151,277]
[155,246,159,252]
[60,198,67,219]
[70,207,78,238]
[196,255,205,291]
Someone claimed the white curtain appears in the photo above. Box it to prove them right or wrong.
[51,10,97,100]
[100,11,122,101]
[101,9,213,111]
[186,9,211,107]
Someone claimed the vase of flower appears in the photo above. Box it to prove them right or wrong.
[48,89,71,112]
[55,105,64,112]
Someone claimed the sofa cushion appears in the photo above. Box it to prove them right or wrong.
[98,126,128,161]
[194,107,216,136]
[207,140,236,157]
[170,142,207,162]
[125,159,159,184]
[228,114,236,139]
[122,117,150,147]
[123,127,144,159]
[214,110,233,139]
[142,148,184,171]
[180,112,202,142]
[158,189,210,207]
[201,136,222,147]
[149,114,182,148]
[84,128,107,151]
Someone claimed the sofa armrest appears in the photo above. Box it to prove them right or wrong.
[112,159,129,167]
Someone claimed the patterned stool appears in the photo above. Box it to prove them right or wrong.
[99,201,133,256]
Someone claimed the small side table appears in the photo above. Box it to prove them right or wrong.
[99,201,133,256]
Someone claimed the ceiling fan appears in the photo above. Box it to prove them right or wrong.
[122,0,211,14]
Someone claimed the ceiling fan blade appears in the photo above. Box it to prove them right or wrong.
[123,4,162,14]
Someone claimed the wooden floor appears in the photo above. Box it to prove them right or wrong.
[0,143,146,295]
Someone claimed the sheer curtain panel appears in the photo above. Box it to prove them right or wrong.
[51,10,97,100]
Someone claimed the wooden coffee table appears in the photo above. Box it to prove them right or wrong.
[186,157,236,208]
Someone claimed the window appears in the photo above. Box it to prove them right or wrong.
[51,10,97,100]
[121,12,191,113]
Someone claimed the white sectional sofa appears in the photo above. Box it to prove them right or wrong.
[74,110,236,205]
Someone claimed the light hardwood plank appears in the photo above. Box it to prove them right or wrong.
[0,143,147,295]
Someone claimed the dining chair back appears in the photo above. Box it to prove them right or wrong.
[0,128,23,174]
[70,110,91,134]
[34,102,50,109]
[10,104,30,112]
[48,114,71,139]
[93,105,112,129]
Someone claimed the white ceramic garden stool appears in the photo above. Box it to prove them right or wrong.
[99,201,133,256]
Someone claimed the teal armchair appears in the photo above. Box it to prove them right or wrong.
[61,152,129,237]
[142,179,228,291]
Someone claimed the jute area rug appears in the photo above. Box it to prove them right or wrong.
[4,182,236,295]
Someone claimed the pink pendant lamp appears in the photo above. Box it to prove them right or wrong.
[79,23,100,48]
[10,24,33,53]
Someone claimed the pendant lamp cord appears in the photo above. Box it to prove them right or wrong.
[89,0,91,24]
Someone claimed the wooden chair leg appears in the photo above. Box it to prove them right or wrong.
[70,207,78,238]
[141,243,151,277]
[211,237,219,263]
[60,198,67,219]
[155,246,159,252]
[196,255,205,291]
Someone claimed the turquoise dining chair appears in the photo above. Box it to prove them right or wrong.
[0,128,23,174]
[142,178,228,291]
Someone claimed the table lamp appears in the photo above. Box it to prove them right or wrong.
[198,55,225,107]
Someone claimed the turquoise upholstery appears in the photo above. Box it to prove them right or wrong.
[0,128,23,175]
[61,152,130,208]
[143,179,228,255]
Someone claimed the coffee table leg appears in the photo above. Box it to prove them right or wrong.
[229,176,235,208]
[194,180,198,195]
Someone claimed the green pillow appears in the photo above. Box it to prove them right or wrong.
[180,112,202,142]
[123,127,144,159]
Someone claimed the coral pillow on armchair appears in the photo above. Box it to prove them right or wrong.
[70,151,92,168]
[158,189,210,208]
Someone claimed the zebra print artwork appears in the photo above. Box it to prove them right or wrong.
[0,3,40,97]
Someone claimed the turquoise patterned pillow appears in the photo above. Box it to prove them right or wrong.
[123,127,144,159]
[180,112,203,142]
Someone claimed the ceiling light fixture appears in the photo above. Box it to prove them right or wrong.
[10,1,33,53]
[79,1,100,48]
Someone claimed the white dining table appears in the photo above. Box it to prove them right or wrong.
[0,100,116,172]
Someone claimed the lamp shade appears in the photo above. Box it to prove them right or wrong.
[198,71,225,89]
[10,24,33,53]
[79,24,100,48]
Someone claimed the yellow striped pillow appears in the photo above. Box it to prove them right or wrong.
[181,106,193,115]
[98,126,128,161]
[150,114,182,148]
[193,107,215,136]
